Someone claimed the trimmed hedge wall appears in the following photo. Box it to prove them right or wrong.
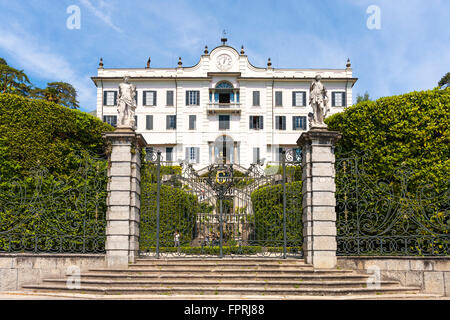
[0,93,111,253]
[251,181,303,246]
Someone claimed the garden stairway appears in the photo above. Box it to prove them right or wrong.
[21,258,432,298]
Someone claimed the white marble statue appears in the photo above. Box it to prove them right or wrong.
[117,76,136,129]
[309,75,329,128]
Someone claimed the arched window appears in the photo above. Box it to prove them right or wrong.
[215,81,233,89]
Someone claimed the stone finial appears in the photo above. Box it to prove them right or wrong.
[267,58,272,68]
[240,45,245,55]
[99,58,104,69]
[204,45,209,55]
[178,57,182,67]
[346,58,351,68]
[146,57,151,69]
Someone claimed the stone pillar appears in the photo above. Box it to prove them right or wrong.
[103,129,147,268]
[297,128,341,269]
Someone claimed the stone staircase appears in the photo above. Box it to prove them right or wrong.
[22,258,425,297]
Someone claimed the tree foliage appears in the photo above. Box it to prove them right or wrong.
[438,72,450,89]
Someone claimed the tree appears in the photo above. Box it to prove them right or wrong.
[438,72,449,88]
[42,82,80,109]
[356,91,370,103]
[0,58,32,96]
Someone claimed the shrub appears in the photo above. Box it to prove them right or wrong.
[251,181,303,247]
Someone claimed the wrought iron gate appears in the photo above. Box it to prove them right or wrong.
[140,150,303,258]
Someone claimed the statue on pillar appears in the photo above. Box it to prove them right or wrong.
[309,75,329,128]
[117,76,137,129]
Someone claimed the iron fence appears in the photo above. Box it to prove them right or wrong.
[0,152,107,253]
[335,150,449,256]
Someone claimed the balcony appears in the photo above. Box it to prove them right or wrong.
[207,103,241,115]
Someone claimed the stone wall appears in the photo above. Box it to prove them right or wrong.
[0,253,105,291]
[338,256,450,296]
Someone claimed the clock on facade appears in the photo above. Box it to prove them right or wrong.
[216,54,233,71]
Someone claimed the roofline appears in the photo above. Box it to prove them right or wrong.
[91,76,358,86]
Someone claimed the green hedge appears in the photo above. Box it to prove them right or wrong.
[326,88,449,255]
[0,93,112,179]
[0,93,111,253]
[251,181,303,246]
[142,246,302,255]
[140,171,199,249]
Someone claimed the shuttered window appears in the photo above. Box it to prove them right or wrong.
[166,147,173,162]
[166,90,174,106]
[292,116,307,130]
[332,92,346,107]
[292,91,307,107]
[143,91,157,106]
[103,115,117,127]
[275,116,286,130]
[252,91,260,106]
[275,91,283,106]
[253,147,260,163]
[185,147,200,163]
[249,116,264,130]
[186,91,200,106]
[189,115,196,130]
[219,115,230,130]
[166,115,176,130]
[103,91,117,106]
[146,115,153,130]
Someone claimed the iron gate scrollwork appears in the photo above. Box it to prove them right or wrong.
[336,150,449,256]
[140,149,303,258]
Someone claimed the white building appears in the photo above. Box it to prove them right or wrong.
[92,38,357,169]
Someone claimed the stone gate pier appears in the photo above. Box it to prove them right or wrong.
[297,128,342,269]
[103,129,147,268]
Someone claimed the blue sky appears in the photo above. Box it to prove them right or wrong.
[0,0,449,112]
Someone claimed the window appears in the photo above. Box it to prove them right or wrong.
[186,147,200,163]
[166,90,174,106]
[103,115,117,127]
[275,116,286,130]
[275,91,283,106]
[189,115,196,130]
[249,116,264,130]
[103,91,117,106]
[134,116,138,129]
[275,147,285,162]
[252,91,260,106]
[332,92,346,107]
[292,91,307,107]
[219,115,230,130]
[143,91,157,106]
[253,147,260,163]
[186,91,200,106]
[146,115,153,130]
[166,115,176,130]
[166,147,173,162]
[293,116,307,130]
[293,148,302,162]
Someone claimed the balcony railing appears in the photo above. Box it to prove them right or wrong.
[207,103,241,114]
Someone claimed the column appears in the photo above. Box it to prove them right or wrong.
[103,128,147,268]
[297,128,341,269]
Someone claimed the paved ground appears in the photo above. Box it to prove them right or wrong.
[0,291,448,300]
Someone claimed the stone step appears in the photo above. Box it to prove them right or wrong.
[41,278,401,289]
[127,264,314,270]
[87,268,351,275]
[76,273,371,281]
[134,258,306,264]
[22,284,421,296]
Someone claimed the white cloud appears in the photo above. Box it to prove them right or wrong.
[0,28,96,110]
[79,0,122,33]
